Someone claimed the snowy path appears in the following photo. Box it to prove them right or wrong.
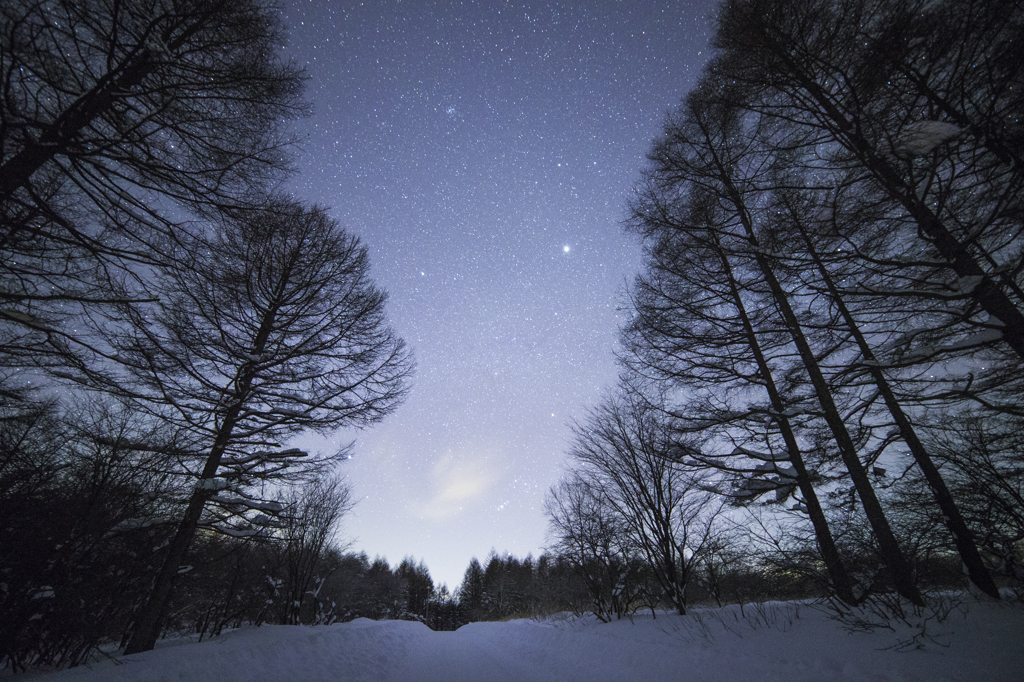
[390,626,542,680]
[18,601,1024,682]
[386,619,688,681]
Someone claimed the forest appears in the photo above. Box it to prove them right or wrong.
[2,0,1022,673]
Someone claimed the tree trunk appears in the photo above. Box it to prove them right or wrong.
[126,302,279,652]
[797,221,999,599]
[717,168,923,605]
[772,46,1024,362]
[716,239,860,605]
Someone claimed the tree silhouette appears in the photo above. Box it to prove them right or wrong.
[117,199,411,653]
[0,0,304,386]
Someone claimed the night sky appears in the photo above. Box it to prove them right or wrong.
[281,0,714,589]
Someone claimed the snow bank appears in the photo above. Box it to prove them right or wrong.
[900,121,961,156]
[18,600,1024,681]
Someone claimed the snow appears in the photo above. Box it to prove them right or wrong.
[766,407,806,417]
[956,275,985,294]
[196,478,229,491]
[109,518,154,532]
[900,121,961,156]
[1,308,44,325]
[753,462,798,478]
[209,495,284,513]
[17,599,1023,681]
[29,587,54,601]
[985,313,1005,328]
[905,328,1005,360]
[249,448,308,459]
[730,446,789,462]
[212,525,260,538]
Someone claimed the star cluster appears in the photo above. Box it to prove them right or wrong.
[282,0,713,588]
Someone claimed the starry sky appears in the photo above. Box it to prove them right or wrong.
[281,0,714,589]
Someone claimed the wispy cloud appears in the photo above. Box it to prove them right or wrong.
[413,443,507,520]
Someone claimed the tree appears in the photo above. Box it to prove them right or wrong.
[395,557,434,621]
[629,77,925,604]
[703,0,1015,598]
[274,475,354,625]
[424,583,462,631]
[714,0,1024,363]
[765,179,999,597]
[113,198,411,653]
[544,474,636,621]
[0,397,184,670]
[923,412,1024,586]
[624,0,1024,603]
[567,395,723,615]
[0,0,304,388]
[624,108,861,605]
[458,558,486,623]
[362,557,402,620]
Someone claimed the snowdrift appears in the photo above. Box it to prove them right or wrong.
[19,600,1024,681]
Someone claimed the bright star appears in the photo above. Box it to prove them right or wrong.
[563,245,570,253]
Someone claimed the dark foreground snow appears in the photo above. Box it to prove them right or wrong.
[16,600,1024,681]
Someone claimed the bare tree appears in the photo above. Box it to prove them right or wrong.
[764,180,999,598]
[632,80,925,604]
[0,0,304,384]
[109,198,411,653]
[714,0,1024,361]
[545,474,635,622]
[698,0,1016,598]
[624,113,862,605]
[274,475,353,626]
[923,413,1024,587]
[0,397,184,670]
[567,395,723,615]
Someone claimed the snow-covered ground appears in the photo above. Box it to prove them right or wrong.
[17,599,1024,681]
